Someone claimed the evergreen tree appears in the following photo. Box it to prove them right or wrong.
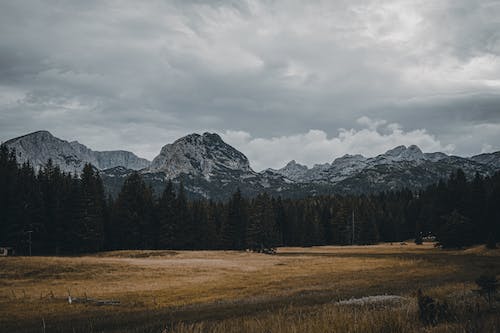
[273,197,286,246]
[486,172,500,248]
[220,189,247,249]
[246,193,278,251]
[357,199,379,245]
[171,182,195,249]
[158,180,176,249]
[303,201,324,246]
[38,159,68,254]
[437,210,475,248]
[73,164,105,252]
[205,201,220,249]
[332,200,350,245]
[111,172,154,249]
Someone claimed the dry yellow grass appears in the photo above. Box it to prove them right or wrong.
[0,243,499,332]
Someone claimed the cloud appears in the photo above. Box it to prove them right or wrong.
[356,116,387,130]
[222,117,454,171]
[0,0,499,163]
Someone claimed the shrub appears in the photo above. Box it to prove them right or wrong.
[416,289,448,325]
[415,233,423,245]
[475,274,498,308]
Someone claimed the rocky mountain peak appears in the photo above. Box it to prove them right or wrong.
[332,154,366,164]
[384,145,407,156]
[6,130,55,144]
[270,144,433,185]
[285,160,307,169]
[202,132,224,143]
[4,130,150,173]
[425,152,448,162]
[380,144,425,162]
[147,132,252,179]
[29,130,52,137]
[270,160,309,182]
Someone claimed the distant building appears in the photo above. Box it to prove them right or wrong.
[0,247,15,256]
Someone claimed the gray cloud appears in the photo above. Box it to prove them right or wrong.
[0,0,499,167]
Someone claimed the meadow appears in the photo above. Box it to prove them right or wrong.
[0,243,499,333]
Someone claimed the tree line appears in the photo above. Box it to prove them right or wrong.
[0,145,499,254]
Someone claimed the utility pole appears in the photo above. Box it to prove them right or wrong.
[351,210,355,245]
[27,230,33,256]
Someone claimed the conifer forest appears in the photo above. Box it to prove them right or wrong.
[1,145,499,255]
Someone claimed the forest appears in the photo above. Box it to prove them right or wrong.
[1,144,499,254]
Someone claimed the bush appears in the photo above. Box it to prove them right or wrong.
[414,235,423,245]
[475,274,498,307]
[417,289,448,325]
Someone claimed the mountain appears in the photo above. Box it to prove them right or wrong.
[270,145,429,184]
[4,130,500,200]
[103,136,500,199]
[269,145,500,194]
[101,132,317,200]
[471,151,500,169]
[3,130,150,173]
[138,133,304,199]
[148,133,252,178]
[268,160,308,182]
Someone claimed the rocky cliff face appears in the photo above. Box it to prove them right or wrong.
[4,130,150,173]
[95,150,150,170]
[148,132,252,179]
[268,160,308,182]
[471,151,500,168]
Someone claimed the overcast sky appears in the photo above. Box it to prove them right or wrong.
[1,0,499,171]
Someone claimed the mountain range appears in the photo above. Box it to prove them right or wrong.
[4,130,150,173]
[3,130,500,200]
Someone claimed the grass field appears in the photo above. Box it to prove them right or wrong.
[0,243,499,332]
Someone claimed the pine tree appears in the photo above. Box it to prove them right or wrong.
[356,199,379,245]
[38,159,68,254]
[438,210,475,248]
[158,180,176,249]
[191,200,213,249]
[0,147,34,253]
[467,173,487,243]
[486,172,500,248]
[204,201,219,249]
[220,188,247,249]
[246,193,278,251]
[273,197,286,246]
[332,200,350,245]
[171,182,194,249]
[303,200,324,246]
[111,172,154,249]
[73,164,105,253]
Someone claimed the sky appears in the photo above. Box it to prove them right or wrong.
[1,0,500,171]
